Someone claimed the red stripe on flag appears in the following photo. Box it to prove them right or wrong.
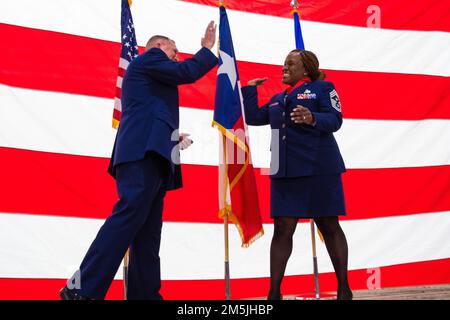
[115,86,122,99]
[1,258,449,299]
[117,67,126,78]
[113,108,121,121]
[1,147,450,222]
[0,23,120,99]
[1,24,450,120]
[182,0,450,32]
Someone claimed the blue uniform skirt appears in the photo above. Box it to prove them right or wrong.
[270,174,346,218]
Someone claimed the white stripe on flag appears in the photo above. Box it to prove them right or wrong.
[184,116,450,169]
[1,84,450,169]
[115,76,123,88]
[118,58,129,70]
[0,211,449,279]
[113,97,122,112]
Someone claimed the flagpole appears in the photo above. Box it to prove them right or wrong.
[310,221,320,299]
[290,0,321,299]
[217,0,231,301]
[222,134,231,300]
[120,0,135,301]
[123,248,129,300]
[224,211,231,300]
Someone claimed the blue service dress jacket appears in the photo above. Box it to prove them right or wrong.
[242,80,346,179]
[108,47,218,189]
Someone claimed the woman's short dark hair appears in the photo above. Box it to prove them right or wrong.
[290,49,326,81]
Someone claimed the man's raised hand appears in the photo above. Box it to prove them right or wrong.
[201,21,216,50]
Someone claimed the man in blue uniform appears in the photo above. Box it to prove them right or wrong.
[60,21,218,300]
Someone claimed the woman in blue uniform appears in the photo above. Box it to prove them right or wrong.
[242,49,352,300]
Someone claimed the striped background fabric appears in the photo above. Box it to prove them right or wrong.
[0,0,449,299]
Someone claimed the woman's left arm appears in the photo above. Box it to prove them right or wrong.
[311,82,343,133]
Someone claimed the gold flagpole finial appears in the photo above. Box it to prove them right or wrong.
[290,0,299,10]
[219,0,225,7]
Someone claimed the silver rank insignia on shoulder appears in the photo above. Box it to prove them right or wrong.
[329,89,341,112]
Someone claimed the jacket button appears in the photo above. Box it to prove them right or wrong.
[282,124,286,128]
[282,112,286,117]
[282,135,286,140]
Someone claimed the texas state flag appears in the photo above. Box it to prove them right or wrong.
[213,5,264,247]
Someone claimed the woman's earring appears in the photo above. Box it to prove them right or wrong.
[304,72,308,76]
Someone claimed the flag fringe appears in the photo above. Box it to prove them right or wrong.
[219,205,264,248]
[212,121,248,154]
[212,121,250,190]
[112,118,120,129]
[317,229,324,242]
[213,120,263,247]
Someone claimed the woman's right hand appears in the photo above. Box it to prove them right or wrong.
[247,77,268,86]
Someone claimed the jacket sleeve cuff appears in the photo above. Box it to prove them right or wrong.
[241,85,257,97]
[194,47,219,71]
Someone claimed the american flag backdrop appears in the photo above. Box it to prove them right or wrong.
[0,0,449,299]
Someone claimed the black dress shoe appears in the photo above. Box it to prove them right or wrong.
[59,286,92,300]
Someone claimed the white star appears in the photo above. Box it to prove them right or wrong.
[217,50,237,90]
[122,34,127,40]
[125,42,130,47]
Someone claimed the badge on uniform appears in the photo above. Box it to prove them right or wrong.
[269,102,280,107]
[297,89,317,100]
[329,89,341,112]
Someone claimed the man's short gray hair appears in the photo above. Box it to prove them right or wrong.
[146,35,170,49]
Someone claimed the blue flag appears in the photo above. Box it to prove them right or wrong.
[293,10,305,49]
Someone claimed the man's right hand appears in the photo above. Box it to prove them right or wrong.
[201,21,216,50]
[179,133,193,151]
